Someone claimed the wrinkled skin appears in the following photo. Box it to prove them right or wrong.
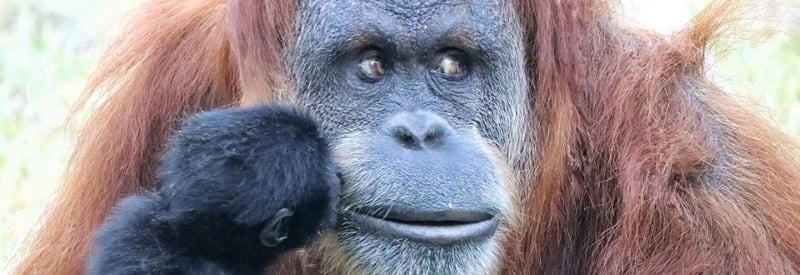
[288,0,527,273]
[88,0,529,274]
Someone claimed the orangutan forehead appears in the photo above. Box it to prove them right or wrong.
[303,0,505,27]
[363,0,503,12]
[364,0,458,15]
[301,0,511,43]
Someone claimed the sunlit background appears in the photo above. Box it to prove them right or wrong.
[1,0,798,270]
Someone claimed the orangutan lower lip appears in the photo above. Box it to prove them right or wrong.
[350,208,498,245]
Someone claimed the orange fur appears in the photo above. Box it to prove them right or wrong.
[14,0,800,274]
[505,0,800,273]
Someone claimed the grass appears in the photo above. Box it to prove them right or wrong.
[1,0,798,270]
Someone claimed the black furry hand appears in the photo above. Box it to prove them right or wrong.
[87,104,339,274]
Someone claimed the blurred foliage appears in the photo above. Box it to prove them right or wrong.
[622,0,800,135]
[0,0,137,269]
[1,0,798,270]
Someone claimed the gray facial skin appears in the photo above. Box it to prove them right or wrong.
[286,0,529,273]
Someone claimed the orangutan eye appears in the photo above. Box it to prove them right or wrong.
[434,50,468,79]
[357,52,386,82]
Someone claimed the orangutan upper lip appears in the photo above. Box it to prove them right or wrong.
[350,207,498,245]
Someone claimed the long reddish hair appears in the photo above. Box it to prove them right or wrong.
[14,0,800,274]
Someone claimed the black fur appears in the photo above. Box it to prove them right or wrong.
[87,104,339,274]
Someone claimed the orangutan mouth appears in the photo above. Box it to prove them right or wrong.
[350,207,498,246]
